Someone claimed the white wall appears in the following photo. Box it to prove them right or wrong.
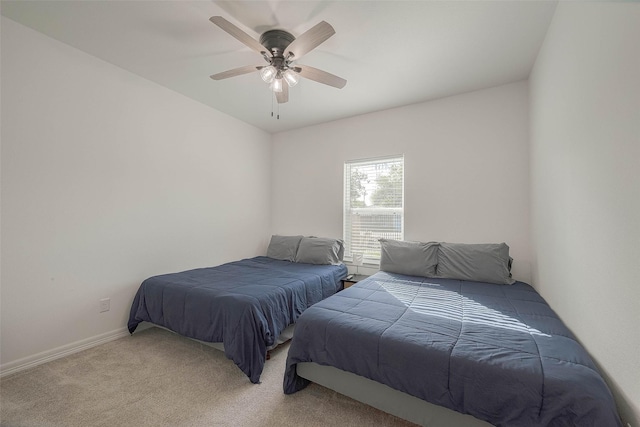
[0,18,272,370]
[529,3,640,425]
[272,81,531,282]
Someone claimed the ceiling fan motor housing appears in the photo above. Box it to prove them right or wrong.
[260,30,295,58]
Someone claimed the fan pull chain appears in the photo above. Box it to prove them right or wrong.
[268,93,280,120]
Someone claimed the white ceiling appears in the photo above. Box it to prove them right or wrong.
[1,1,557,134]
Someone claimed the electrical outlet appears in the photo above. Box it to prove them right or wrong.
[99,298,110,313]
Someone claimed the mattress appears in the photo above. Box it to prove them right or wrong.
[128,256,347,383]
[284,271,621,426]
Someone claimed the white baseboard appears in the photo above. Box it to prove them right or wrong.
[0,327,131,378]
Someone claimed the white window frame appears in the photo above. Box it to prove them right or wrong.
[343,155,404,264]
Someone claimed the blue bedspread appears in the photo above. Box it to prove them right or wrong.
[128,256,346,383]
[284,271,621,426]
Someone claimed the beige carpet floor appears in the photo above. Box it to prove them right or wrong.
[0,327,416,427]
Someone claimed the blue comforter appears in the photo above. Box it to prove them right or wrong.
[128,256,346,383]
[284,271,621,426]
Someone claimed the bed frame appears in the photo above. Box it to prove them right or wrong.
[136,322,296,355]
[297,362,491,427]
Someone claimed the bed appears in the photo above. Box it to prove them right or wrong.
[284,240,621,426]
[128,235,347,384]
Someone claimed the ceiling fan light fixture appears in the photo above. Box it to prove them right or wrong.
[209,16,347,105]
[270,78,283,93]
[283,69,300,87]
[260,65,277,83]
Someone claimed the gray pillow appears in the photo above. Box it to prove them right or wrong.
[379,239,439,278]
[295,237,344,265]
[437,242,515,285]
[266,235,303,262]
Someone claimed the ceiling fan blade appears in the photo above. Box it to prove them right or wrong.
[296,65,346,89]
[284,21,335,60]
[210,16,267,55]
[210,65,262,80]
[276,83,289,104]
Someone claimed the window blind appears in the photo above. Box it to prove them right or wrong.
[343,155,404,263]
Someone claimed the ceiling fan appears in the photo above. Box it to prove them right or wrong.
[209,16,347,104]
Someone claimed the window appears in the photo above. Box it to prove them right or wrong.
[343,155,404,263]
